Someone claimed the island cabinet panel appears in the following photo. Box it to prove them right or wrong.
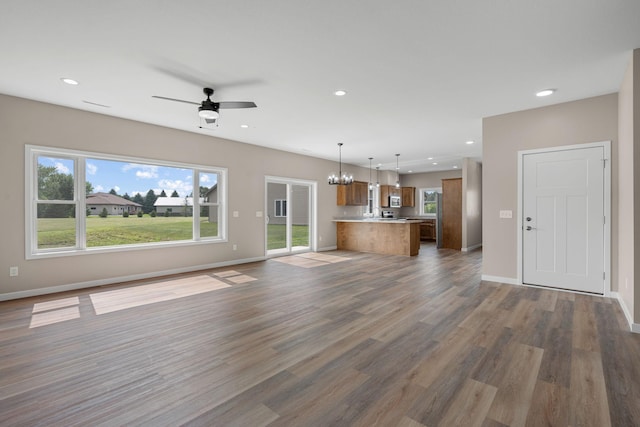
[337,181,368,206]
[336,221,420,256]
[402,187,415,207]
[442,177,462,250]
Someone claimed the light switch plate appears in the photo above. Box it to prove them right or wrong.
[233,211,239,218]
[256,211,263,217]
[499,210,513,219]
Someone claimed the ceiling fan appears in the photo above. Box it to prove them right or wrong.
[152,87,257,124]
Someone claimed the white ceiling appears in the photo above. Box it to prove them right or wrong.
[1,1,639,173]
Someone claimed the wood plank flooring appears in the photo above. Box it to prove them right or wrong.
[1,243,639,426]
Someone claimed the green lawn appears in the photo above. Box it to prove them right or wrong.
[267,224,310,250]
[37,216,308,250]
[37,216,218,248]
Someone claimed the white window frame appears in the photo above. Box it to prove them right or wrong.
[25,145,227,259]
[418,187,440,217]
[274,199,287,217]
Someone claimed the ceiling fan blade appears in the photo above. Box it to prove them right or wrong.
[218,101,257,109]
[152,95,200,106]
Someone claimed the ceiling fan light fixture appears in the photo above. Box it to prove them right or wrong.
[198,107,219,119]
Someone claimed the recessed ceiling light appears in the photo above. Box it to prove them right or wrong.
[240,124,249,128]
[466,140,474,145]
[536,89,555,97]
[408,170,413,173]
[334,90,347,96]
[428,157,433,160]
[432,162,438,165]
[453,165,458,169]
[61,78,79,85]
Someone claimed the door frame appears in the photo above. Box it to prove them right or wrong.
[516,141,611,296]
[264,175,317,257]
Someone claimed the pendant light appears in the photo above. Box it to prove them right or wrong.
[328,143,353,185]
[395,153,401,188]
[368,157,373,190]
[376,166,380,188]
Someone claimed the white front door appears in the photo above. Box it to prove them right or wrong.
[522,146,605,294]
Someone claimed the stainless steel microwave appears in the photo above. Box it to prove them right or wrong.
[389,196,401,207]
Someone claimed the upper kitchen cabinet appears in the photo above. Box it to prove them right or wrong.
[402,187,415,207]
[380,185,414,207]
[337,181,368,206]
[380,185,402,207]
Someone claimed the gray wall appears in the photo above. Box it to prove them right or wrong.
[617,49,640,324]
[482,93,619,288]
[0,94,348,297]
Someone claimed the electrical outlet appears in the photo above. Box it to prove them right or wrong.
[233,211,239,218]
[9,266,18,277]
[233,244,237,251]
[256,211,263,217]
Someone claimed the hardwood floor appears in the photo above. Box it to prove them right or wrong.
[1,243,639,426]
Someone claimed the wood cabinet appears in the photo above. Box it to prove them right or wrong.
[336,221,421,256]
[337,181,368,206]
[380,185,405,207]
[419,219,436,240]
[442,178,462,250]
[402,187,415,207]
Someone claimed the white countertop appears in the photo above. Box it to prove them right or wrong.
[333,218,425,224]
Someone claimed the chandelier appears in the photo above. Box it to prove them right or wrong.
[328,143,353,185]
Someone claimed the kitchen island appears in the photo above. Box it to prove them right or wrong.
[334,219,423,256]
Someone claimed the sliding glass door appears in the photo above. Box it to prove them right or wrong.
[265,177,315,256]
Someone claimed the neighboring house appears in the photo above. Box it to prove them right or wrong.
[205,184,219,223]
[154,197,204,215]
[266,182,310,226]
[86,192,142,215]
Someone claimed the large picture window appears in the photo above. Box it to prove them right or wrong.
[26,146,226,258]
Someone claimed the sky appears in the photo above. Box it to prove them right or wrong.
[39,156,218,198]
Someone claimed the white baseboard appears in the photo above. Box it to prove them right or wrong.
[611,292,640,334]
[0,256,267,302]
[462,243,483,252]
[317,245,338,252]
[480,274,519,285]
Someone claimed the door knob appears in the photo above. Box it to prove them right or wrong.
[526,217,532,221]
[526,226,535,231]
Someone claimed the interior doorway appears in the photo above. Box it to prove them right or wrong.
[265,177,316,256]
[518,142,610,294]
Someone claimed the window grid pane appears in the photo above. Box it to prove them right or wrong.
[28,146,226,256]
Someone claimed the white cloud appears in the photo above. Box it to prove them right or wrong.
[55,162,70,174]
[113,185,120,193]
[86,162,97,175]
[136,170,156,179]
[122,163,158,179]
[94,185,104,192]
[158,179,193,197]
[200,174,211,183]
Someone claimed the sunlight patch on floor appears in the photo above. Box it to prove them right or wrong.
[30,305,80,328]
[213,270,258,284]
[271,252,351,268]
[90,275,230,315]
